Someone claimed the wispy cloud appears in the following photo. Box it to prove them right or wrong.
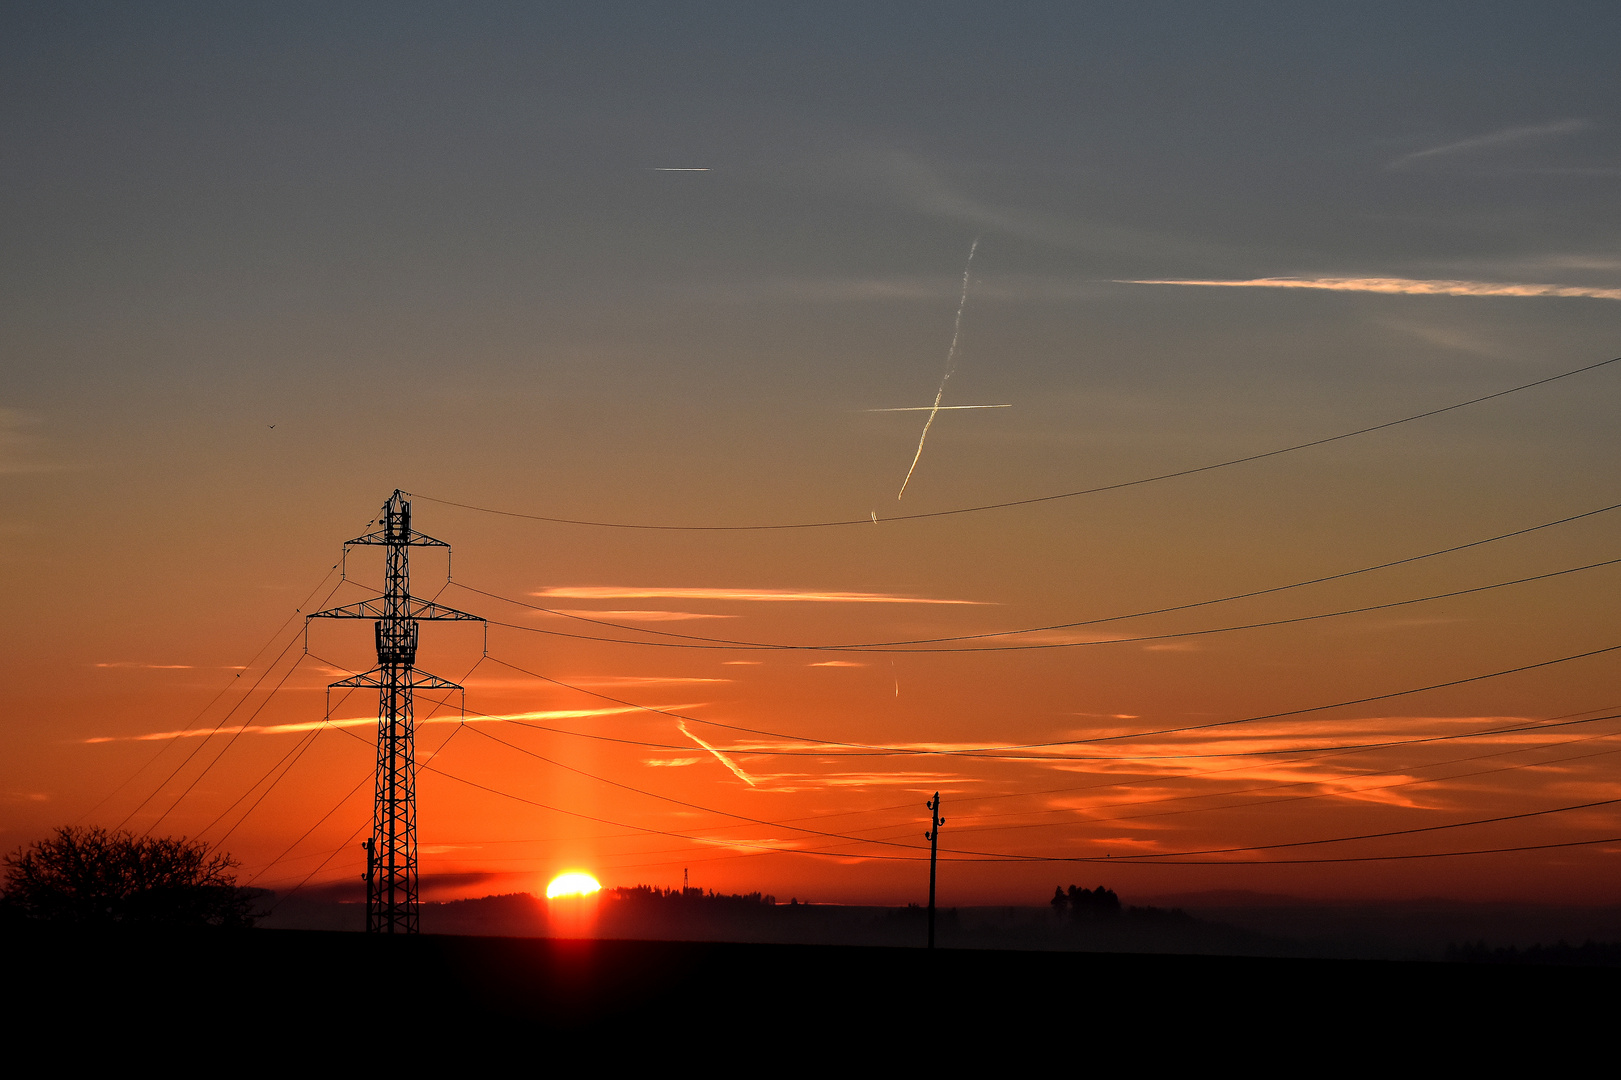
[1375,318,1521,360]
[1120,277,1621,301]
[553,609,735,622]
[0,408,67,476]
[536,586,983,605]
[1388,119,1590,169]
[83,706,653,743]
[747,770,976,793]
[868,149,1216,263]
[561,675,729,687]
[94,662,195,670]
[808,660,865,668]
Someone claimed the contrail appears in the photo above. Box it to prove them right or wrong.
[899,238,979,500]
[866,404,1010,412]
[678,720,758,787]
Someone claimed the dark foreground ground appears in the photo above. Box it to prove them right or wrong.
[5,922,1613,1062]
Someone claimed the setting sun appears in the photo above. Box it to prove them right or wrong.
[546,872,602,899]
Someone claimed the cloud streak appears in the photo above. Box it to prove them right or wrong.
[95,662,195,670]
[551,609,736,622]
[83,706,654,743]
[535,586,983,605]
[1388,119,1589,169]
[1120,277,1621,301]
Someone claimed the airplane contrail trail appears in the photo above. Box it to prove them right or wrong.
[866,404,1010,412]
[898,237,979,500]
[678,720,758,787]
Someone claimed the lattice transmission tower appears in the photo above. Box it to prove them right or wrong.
[308,490,482,933]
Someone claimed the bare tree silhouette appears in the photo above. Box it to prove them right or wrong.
[2,826,253,927]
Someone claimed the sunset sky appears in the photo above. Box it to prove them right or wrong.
[5,4,1621,906]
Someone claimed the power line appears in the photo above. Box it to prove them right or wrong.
[952,740,1621,837]
[810,792,1621,864]
[881,702,1621,815]
[472,676,1621,841]
[248,765,374,891]
[77,563,344,825]
[489,685,1621,769]
[460,553,1621,653]
[98,572,345,830]
[365,740,1621,869]
[288,688,1621,872]
[200,725,325,842]
[116,641,312,832]
[141,652,313,836]
[464,723,947,852]
[415,664,1621,866]
[256,717,469,904]
[406,354,1620,530]
[481,642,1621,759]
[932,834,1621,866]
[1036,796,1621,863]
[448,497,1621,649]
[974,644,1621,753]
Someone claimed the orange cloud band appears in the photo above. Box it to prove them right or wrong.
[1120,277,1621,300]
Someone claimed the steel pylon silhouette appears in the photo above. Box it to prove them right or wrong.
[308,491,482,933]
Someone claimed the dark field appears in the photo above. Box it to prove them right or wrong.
[7,920,1611,1061]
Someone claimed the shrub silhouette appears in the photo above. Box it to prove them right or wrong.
[1,826,253,927]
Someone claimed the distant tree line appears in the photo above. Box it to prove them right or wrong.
[1051,885,1122,918]
[1049,884,1192,925]
[611,885,778,906]
[1446,939,1621,967]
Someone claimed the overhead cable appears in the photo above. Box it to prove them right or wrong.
[406,355,1621,531]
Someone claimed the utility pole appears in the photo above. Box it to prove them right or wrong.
[362,838,375,916]
[309,491,482,933]
[925,791,944,949]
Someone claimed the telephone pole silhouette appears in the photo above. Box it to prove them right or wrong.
[309,491,482,933]
[925,791,944,949]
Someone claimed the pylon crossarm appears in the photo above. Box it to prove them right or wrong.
[345,528,449,548]
[329,668,466,691]
[306,596,483,621]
